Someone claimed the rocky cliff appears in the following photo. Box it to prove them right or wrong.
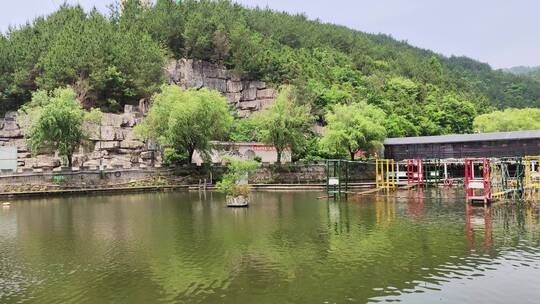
[0,59,276,172]
[166,59,277,117]
[0,104,160,171]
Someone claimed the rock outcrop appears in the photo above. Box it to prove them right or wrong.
[0,105,161,171]
[166,59,277,117]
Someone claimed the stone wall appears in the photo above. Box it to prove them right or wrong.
[0,163,376,192]
[166,59,277,117]
[248,162,376,184]
[0,168,173,192]
[0,105,161,172]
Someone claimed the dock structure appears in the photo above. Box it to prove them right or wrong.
[323,152,538,203]
[464,158,492,204]
[324,159,396,199]
[324,159,352,199]
[375,159,396,191]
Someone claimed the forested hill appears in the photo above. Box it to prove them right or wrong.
[504,66,540,82]
[1,0,540,137]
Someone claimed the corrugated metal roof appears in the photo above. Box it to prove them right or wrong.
[384,130,540,145]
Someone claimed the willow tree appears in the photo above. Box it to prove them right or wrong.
[20,87,101,167]
[320,102,386,160]
[135,85,233,163]
[253,86,313,164]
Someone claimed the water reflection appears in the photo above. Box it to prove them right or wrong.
[466,204,493,251]
[0,192,539,304]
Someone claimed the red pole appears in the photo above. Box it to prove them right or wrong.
[407,160,411,185]
[465,159,469,202]
[421,159,424,185]
[485,158,491,202]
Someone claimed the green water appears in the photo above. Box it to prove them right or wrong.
[0,190,539,303]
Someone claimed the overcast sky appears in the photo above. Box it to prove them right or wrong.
[1,0,539,69]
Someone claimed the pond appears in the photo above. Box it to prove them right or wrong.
[0,190,539,303]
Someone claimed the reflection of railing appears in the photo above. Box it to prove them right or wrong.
[465,204,493,251]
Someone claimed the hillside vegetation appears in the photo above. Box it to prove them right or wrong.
[2,0,540,139]
[504,66,540,82]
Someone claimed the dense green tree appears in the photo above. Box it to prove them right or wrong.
[1,4,166,111]
[253,86,312,164]
[135,85,233,163]
[20,87,99,167]
[473,108,540,132]
[2,0,540,139]
[320,102,387,160]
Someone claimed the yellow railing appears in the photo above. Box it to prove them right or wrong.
[524,155,540,189]
[376,159,395,190]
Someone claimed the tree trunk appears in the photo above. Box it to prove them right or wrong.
[188,147,195,165]
[67,154,73,168]
[350,151,355,161]
[276,149,282,165]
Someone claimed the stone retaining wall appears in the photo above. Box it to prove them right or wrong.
[0,163,376,193]
[249,162,376,184]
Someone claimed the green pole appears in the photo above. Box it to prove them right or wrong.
[325,160,329,194]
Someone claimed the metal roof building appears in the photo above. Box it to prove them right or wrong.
[384,130,540,160]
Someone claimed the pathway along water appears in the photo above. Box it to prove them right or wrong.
[0,190,539,303]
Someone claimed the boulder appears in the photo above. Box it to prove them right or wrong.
[198,60,228,79]
[94,141,120,151]
[177,59,203,89]
[225,93,242,104]
[241,87,257,101]
[140,151,154,160]
[17,152,31,159]
[101,113,124,127]
[257,88,276,99]
[122,129,141,141]
[85,122,100,140]
[4,112,17,120]
[238,100,260,110]
[130,154,140,163]
[100,126,125,141]
[120,113,138,127]
[249,81,266,89]
[259,99,274,110]
[120,140,144,149]
[226,80,243,93]
[0,119,22,138]
[32,156,61,169]
[124,104,138,114]
[165,59,181,84]
[203,77,227,93]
